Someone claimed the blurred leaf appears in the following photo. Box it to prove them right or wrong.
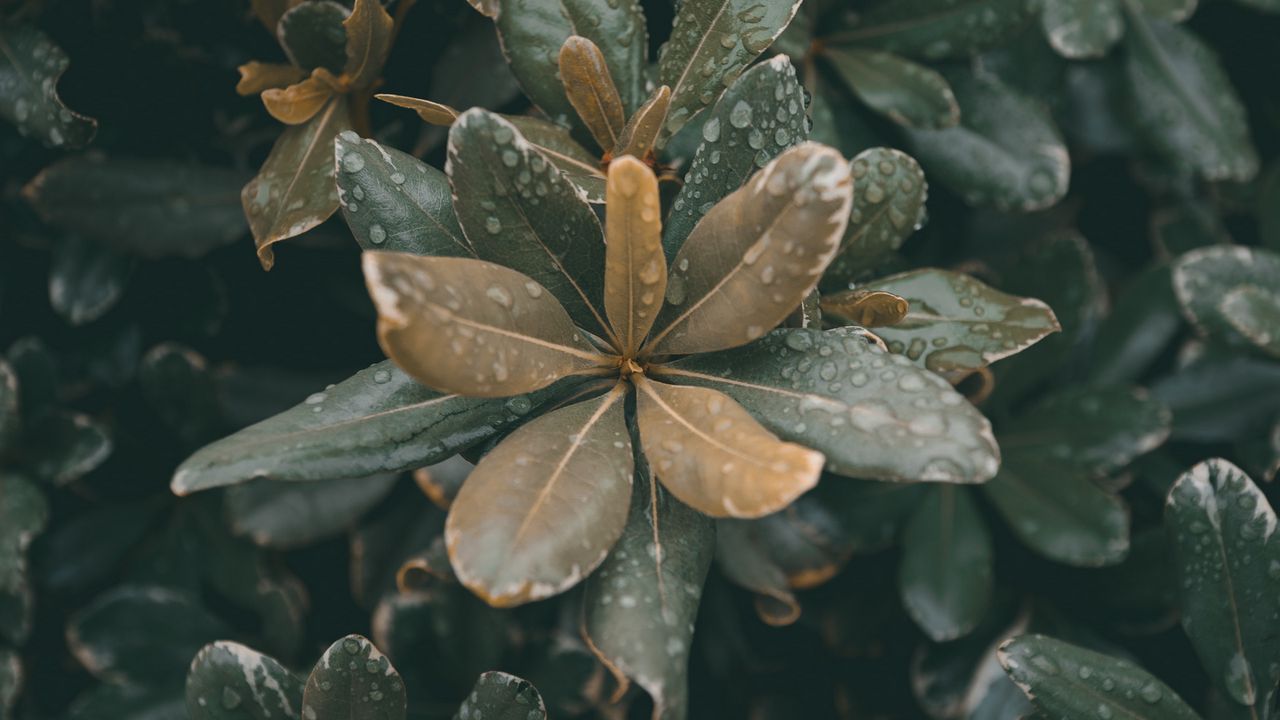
[829,0,1033,61]
[899,486,993,641]
[277,0,349,73]
[1152,348,1280,443]
[34,498,162,593]
[139,343,223,449]
[372,587,507,697]
[186,641,305,720]
[824,47,959,129]
[227,474,398,549]
[0,361,19,456]
[1173,245,1280,348]
[1090,264,1182,385]
[0,23,98,148]
[1039,0,1124,59]
[26,410,112,486]
[48,236,131,326]
[455,672,547,720]
[6,339,56,422]
[0,648,17,720]
[1259,163,1280,252]
[1221,285,1280,358]
[1133,0,1199,22]
[813,478,928,554]
[303,635,406,720]
[559,36,626,152]
[823,147,927,283]
[66,683,185,720]
[604,157,665,356]
[0,473,46,645]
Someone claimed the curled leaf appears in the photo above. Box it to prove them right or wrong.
[236,61,307,96]
[261,75,334,124]
[375,93,459,125]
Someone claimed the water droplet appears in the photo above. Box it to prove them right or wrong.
[486,285,513,308]
[222,688,242,709]
[729,101,753,129]
[342,153,365,173]
[702,117,721,143]
[1224,652,1256,705]
[485,217,503,234]
[368,224,387,245]
[344,638,361,654]
[305,392,327,405]
[1139,682,1163,704]
[373,369,391,384]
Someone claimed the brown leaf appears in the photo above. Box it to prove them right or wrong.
[820,289,909,328]
[633,376,823,518]
[343,0,394,90]
[559,36,626,152]
[236,61,307,96]
[613,85,671,160]
[363,252,612,397]
[375,93,459,125]
[645,143,852,356]
[604,157,666,357]
[446,385,633,606]
[261,75,335,125]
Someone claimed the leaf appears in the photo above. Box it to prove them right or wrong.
[277,0,349,73]
[236,61,307,96]
[66,684,186,720]
[186,641,305,720]
[819,289,909,328]
[633,376,822,518]
[647,143,851,355]
[243,95,352,270]
[662,56,809,257]
[335,132,474,257]
[251,0,301,30]
[506,115,608,202]
[1174,246,1280,347]
[303,635,406,720]
[656,327,1001,484]
[1124,13,1258,182]
[1133,0,1199,22]
[604,157,666,356]
[1004,387,1171,477]
[445,387,632,606]
[0,361,18,455]
[656,0,802,142]
[48,236,132,326]
[454,672,547,720]
[1152,348,1280,443]
[227,474,398,550]
[261,75,334,124]
[1221,285,1280,358]
[0,23,98,148]
[34,498,162,593]
[363,253,609,397]
[857,269,1060,376]
[138,343,223,449]
[1040,0,1124,59]
[559,36,626,152]
[21,155,248,259]
[998,634,1200,720]
[0,649,17,720]
[375,93,459,124]
[823,147,927,282]
[26,410,112,486]
[899,486,993,642]
[828,0,1033,61]
[494,0,647,124]
[613,85,671,160]
[582,467,715,720]
[0,473,46,644]
[172,361,557,494]
[342,0,394,89]
[824,47,959,129]
[814,479,928,554]
[905,71,1070,212]
[1090,264,1183,385]
[447,109,611,336]
[1165,459,1280,717]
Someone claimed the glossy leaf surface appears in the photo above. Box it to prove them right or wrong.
[454,672,547,720]
[831,0,1033,61]
[302,635,406,720]
[825,47,959,129]
[186,641,305,720]
[825,147,928,281]
[604,157,666,355]
[0,24,97,148]
[899,486,993,641]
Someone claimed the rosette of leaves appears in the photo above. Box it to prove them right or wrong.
[236,0,395,269]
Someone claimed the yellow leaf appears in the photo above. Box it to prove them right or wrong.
[375,93,459,125]
[633,376,823,518]
[236,61,306,96]
[559,36,626,152]
[343,0,394,90]
[613,85,671,160]
[820,289,910,328]
[645,143,853,356]
[604,157,666,357]
[261,75,335,125]
[362,252,613,397]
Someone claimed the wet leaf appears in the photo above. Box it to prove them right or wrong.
[186,641,305,720]
[1174,245,1280,348]
[277,0,349,73]
[899,487,993,641]
[1221,285,1280,358]
[559,36,626,152]
[1004,387,1171,477]
[858,269,1060,376]
[261,75,333,124]
[824,47,959,129]
[582,468,714,720]
[0,473,46,644]
[1165,459,1280,717]
[999,634,1200,720]
[905,71,1069,212]
[342,0,394,90]
[613,85,671,160]
[648,143,851,355]
[243,96,352,270]
[1124,13,1258,181]
[236,61,306,95]
[820,289,908,329]
[824,147,927,282]
[604,157,666,356]
[662,56,809,257]
[506,115,608,202]
[657,327,1001,484]
[48,236,131,326]
[1040,0,1124,59]
[446,387,632,606]
[1134,0,1199,19]
[447,109,611,336]
[363,253,609,397]
[335,132,473,257]
[454,672,547,720]
[303,635,406,720]
[0,23,98,148]
[830,0,1033,61]
[227,474,398,550]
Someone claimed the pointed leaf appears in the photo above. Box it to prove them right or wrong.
[824,147,927,282]
[335,132,474,257]
[829,0,1033,61]
[48,235,132,326]
[364,253,609,397]
[303,635,406,720]
[0,24,97,148]
[1040,0,1124,59]
[605,157,666,356]
[648,143,851,355]
[446,388,633,606]
[27,410,112,486]
[1166,459,1280,717]
[277,0,349,73]
[227,474,398,550]
[999,634,1200,720]
[656,0,802,142]
[447,109,611,336]
[243,96,352,270]
[613,85,671,160]
[559,36,626,152]
[1221,285,1280,358]
[1173,246,1280,348]
[506,115,608,202]
[343,0,394,89]
[634,377,822,518]
[261,75,333,124]
[656,328,1001,484]
[236,61,306,95]
[582,468,714,720]
[824,47,959,129]
[1004,387,1171,477]
[375,93,459,124]
[662,56,809,257]
[899,486,993,641]
[186,642,305,720]
[454,672,547,720]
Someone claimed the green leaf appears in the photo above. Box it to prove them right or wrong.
[899,486,993,641]
[823,147,927,283]
[139,343,224,449]
[656,327,1000,484]
[186,641,305,720]
[506,115,607,203]
[582,468,715,720]
[1039,0,1124,59]
[824,47,959,129]
[372,587,508,697]
[0,23,98,148]
[48,236,131,326]
[905,70,1070,212]
[812,479,928,554]
[656,0,802,142]
[21,155,248,259]
[227,474,398,550]
[1221,285,1280,358]
[0,361,19,455]
[0,473,46,645]
[172,361,560,494]
[1174,246,1280,348]
[447,109,610,337]
[662,55,809,258]
[303,635,407,720]
[1152,348,1280,443]
[1133,0,1198,22]
[1124,13,1258,182]
[34,498,162,593]
[859,268,1060,376]
[0,648,18,720]
[335,133,474,257]
[243,96,353,270]
[277,0,349,73]
[1090,264,1183,385]
[998,634,1200,720]
[828,0,1033,61]
[494,0,647,123]
[1166,459,1280,717]
[910,603,1024,719]
[454,672,547,720]
[26,410,112,486]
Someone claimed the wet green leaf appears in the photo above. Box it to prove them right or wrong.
[277,0,349,73]
[1174,246,1280,348]
[227,474,398,550]
[1221,285,1280,358]
[999,634,1199,720]
[48,236,131,326]
[186,641,305,720]
[824,47,959,129]
[657,327,1000,484]
[824,147,927,283]
[303,635,406,720]
[1166,459,1280,718]
[454,672,547,720]
[0,23,97,148]
[506,115,607,202]
[1040,0,1124,59]
[899,486,993,641]
[829,0,1033,61]
[0,473,46,645]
